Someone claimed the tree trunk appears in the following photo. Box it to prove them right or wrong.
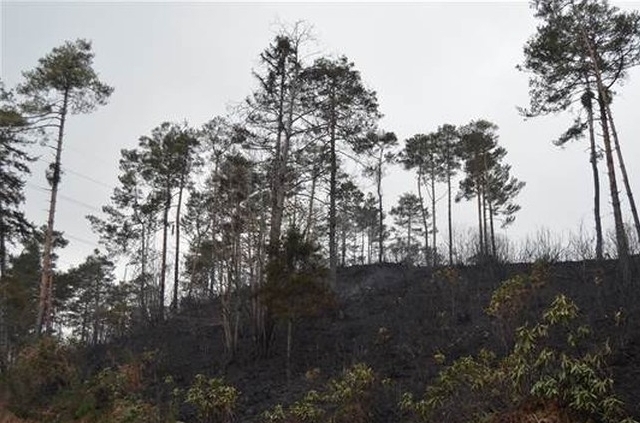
[481,154,490,258]
[606,103,640,244]
[329,111,338,288]
[286,318,292,383]
[579,22,630,281]
[268,62,288,255]
[92,277,100,345]
[221,279,233,357]
[417,172,429,265]
[407,212,412,261]
[584,90,604,261]
[0,204,6,278]
[304,163,318,241]
[489,202,496,257]
[140,221,147,318]
[597,96,630,277]
[430,166,437,267]
[447,170,453,265]
[172,180,185,312]
[0,206,6,368]
[476,180,484,259]
[482,188,489,257]
[37,88,69,336]
[377,159,384,263]
[341,219,347,267]
[81,300,89,344]
[159,187,171,322]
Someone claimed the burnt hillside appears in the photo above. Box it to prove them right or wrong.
[86,259,640,422]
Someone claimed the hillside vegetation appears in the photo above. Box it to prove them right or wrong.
[2,259,639,423]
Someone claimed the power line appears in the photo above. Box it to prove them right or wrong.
[57,193,103,213]
[30,154,116,192]
[26,181,103,213]
[63,167,114,190]
[64,233,99,248]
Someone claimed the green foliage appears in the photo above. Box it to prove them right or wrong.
[260,363,376,423]
[59,250,133,345]
[4,343,171,423]
[486,274,530,320]
[432,266,461,286]
[0,81,34,279]
[4,336,78,418]
[18,38,114,115]
[263,227,335,321]
[486,261,551,348]
[105,398,160,423]
[185,374,239,423]
[389,192,425,264]
[401,291,635,423]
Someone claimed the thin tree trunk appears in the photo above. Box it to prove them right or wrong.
[360,231,365,265]
[606,103,640,243]
[578,22,630,281]
[430,166,437,266]
[0,206,6,368]
[81,300,89,344]
[476,181,484,259]
[482,188,489,257]
[367,228,372,264]
[304,164,318,241]
[597,96,630,276]
[583,89,603,261]
[172,181,185,312]
[377,159,384,263]
[159,187,171,322]
[37,88,69,336]
[489,202,496,257]
[481,153,490,258]
[329,99,338,289]
[0,205,6,278]
[140,221,147,317]
[417,172,429,265]
[286,318,292,383]
[447,170,453,265]
[92,277,100,345]
[407,213,412,261]
[268,62,288,254]
[341,219,347,267]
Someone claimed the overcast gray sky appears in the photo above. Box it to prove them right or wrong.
[2,1,640,269]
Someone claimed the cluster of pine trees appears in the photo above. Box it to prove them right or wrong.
[0,0,638,368]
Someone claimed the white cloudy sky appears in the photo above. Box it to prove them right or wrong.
[2,1,640,269]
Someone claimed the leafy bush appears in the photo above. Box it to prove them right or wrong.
[486,261,550,349]
[4,343,168,423]
[185,374,239,423]
[261,363,376,423]
[104,398,160,423]
[401,292,637,423]
[5,336,78,418]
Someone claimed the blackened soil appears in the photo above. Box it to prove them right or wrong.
[89,260,640,422]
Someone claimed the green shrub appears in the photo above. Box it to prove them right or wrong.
[401,293,637,423]
[105,398,160,423]
[5,336,78,418]
[185,374,239,423]
[260,363,376,423]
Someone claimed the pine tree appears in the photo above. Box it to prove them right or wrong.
[17,39,113,334]
[354,131,397,264]
[521,0,640,276]
[389,193,425,264]
[0,82,34,279]
[303,56,379,287]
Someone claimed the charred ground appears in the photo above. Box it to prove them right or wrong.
[82,259,640,422]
